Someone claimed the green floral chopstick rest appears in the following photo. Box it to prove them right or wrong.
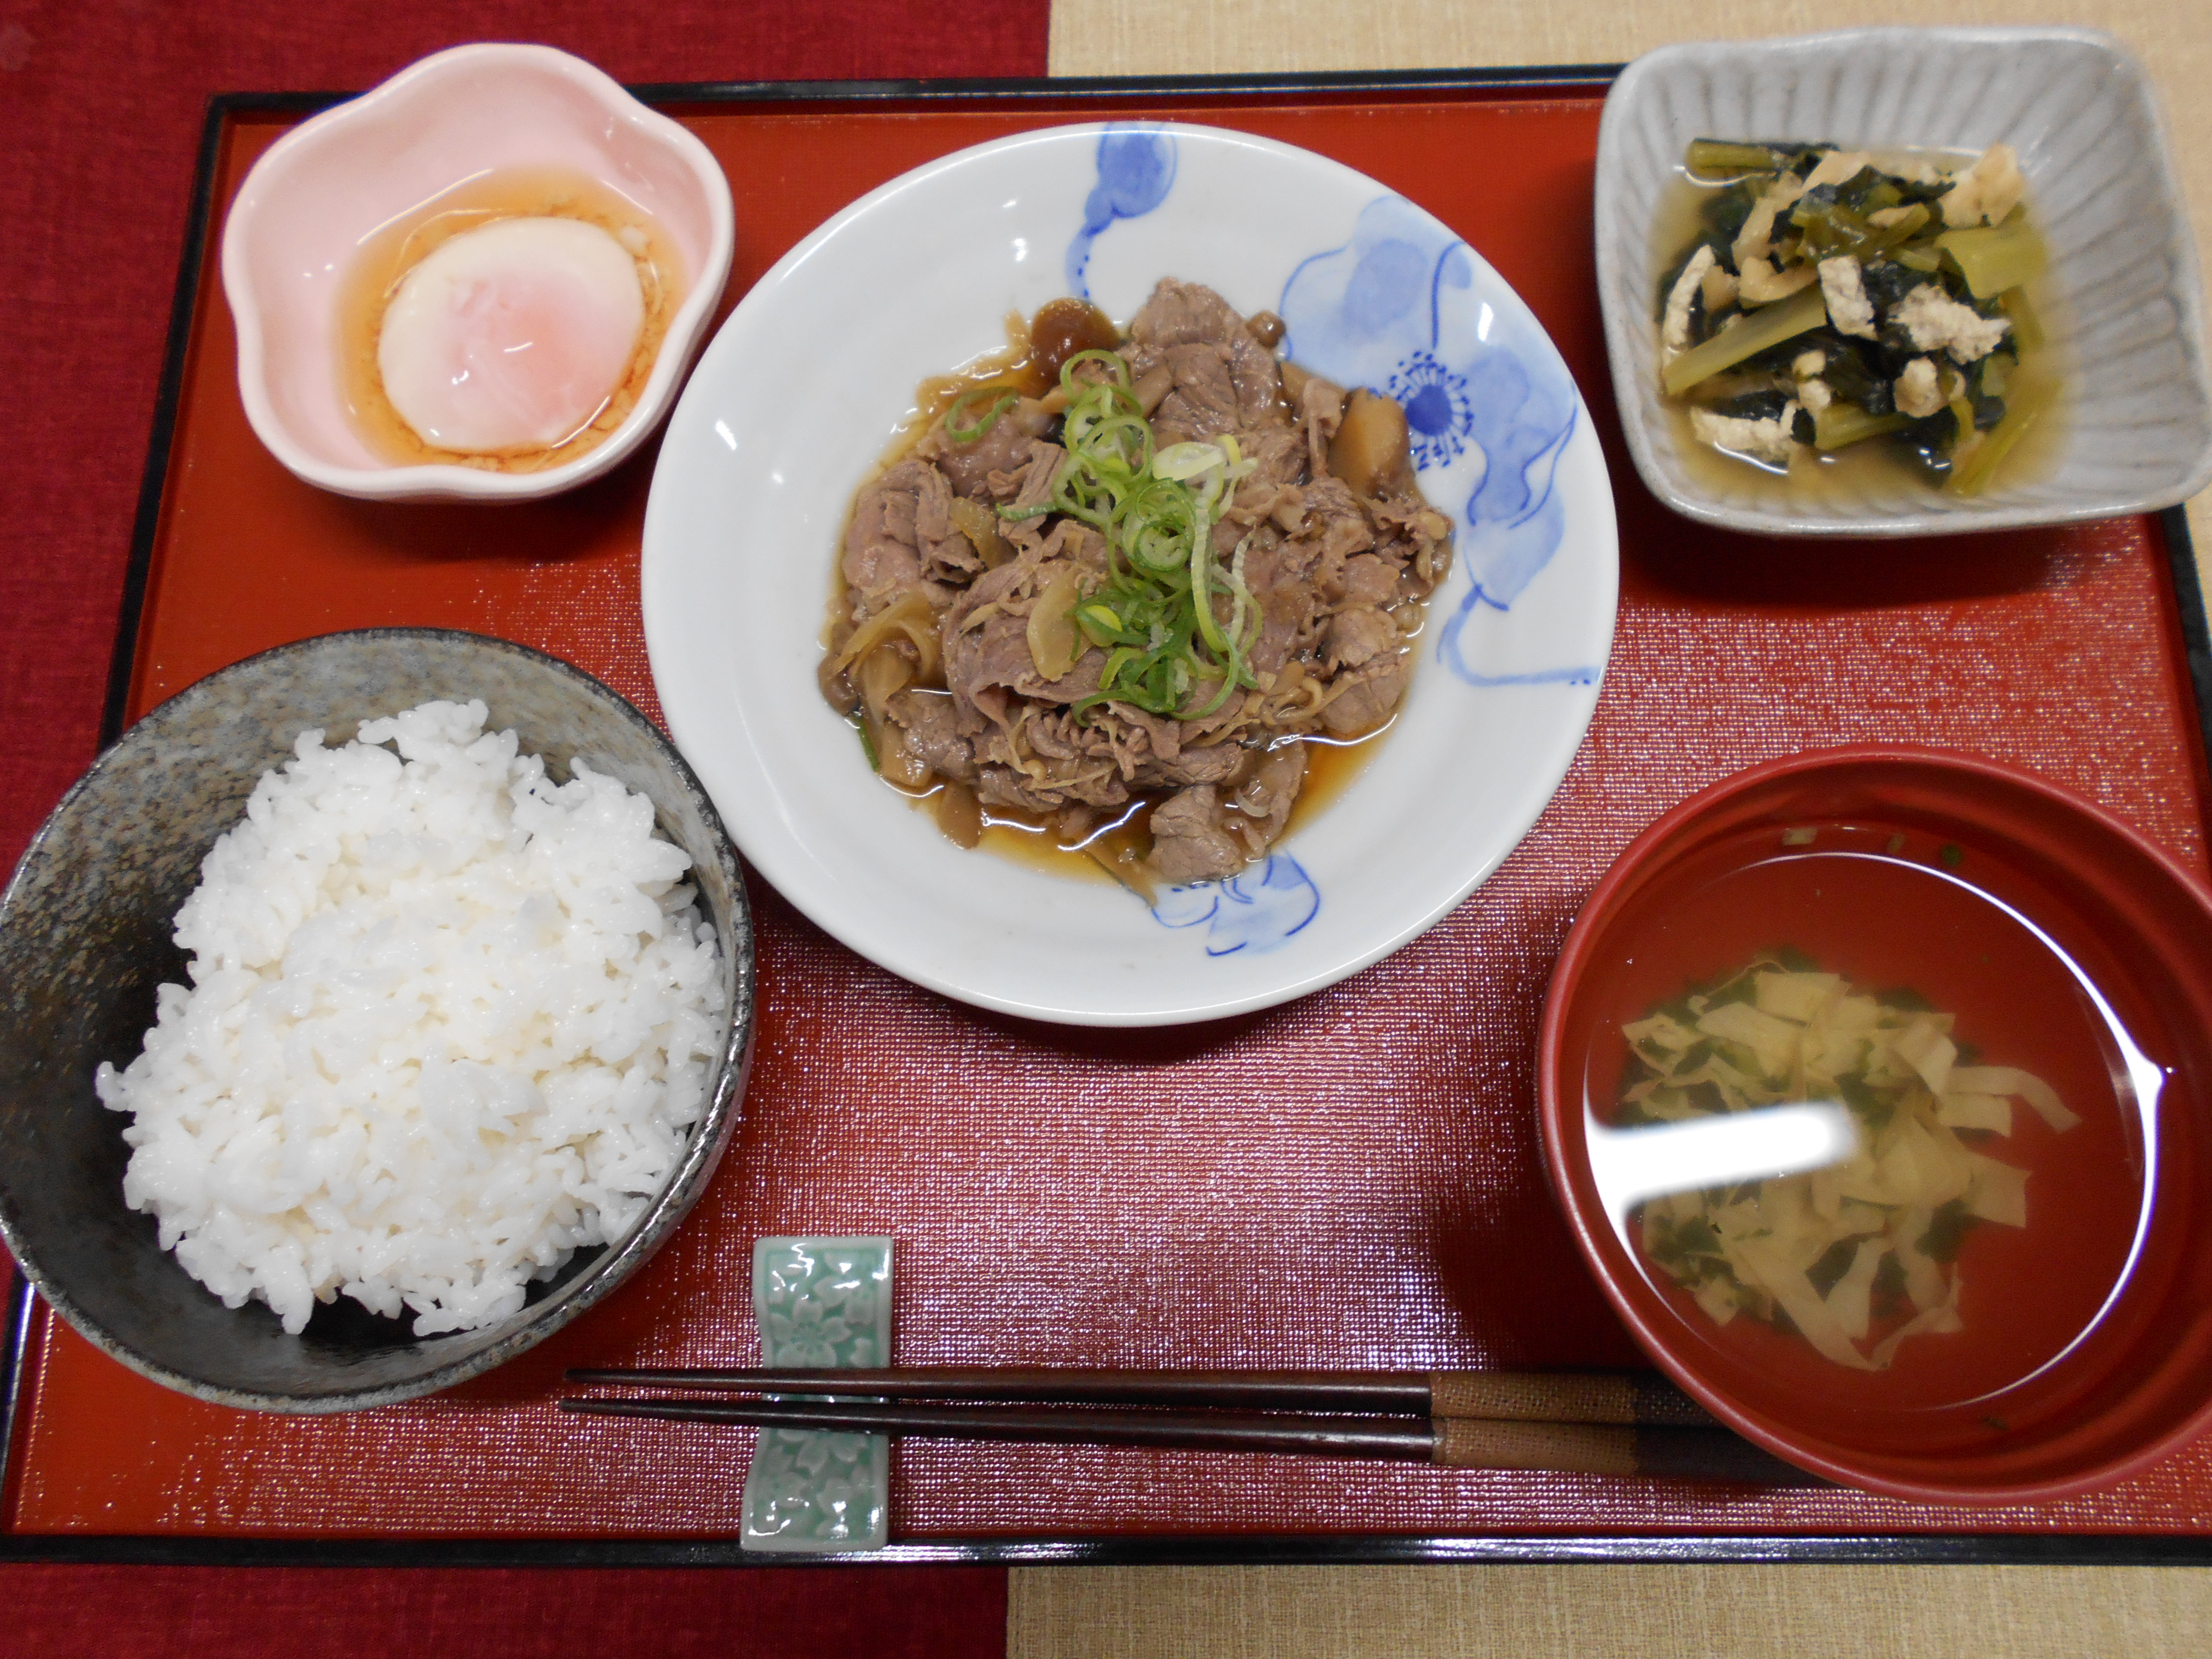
[739,1236,893,1553]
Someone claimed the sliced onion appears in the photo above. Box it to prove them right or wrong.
[855,647,912,722]
[948,496,1013,568]
[1026,568,1084,681]
[935,780,982,848]
[834,589,940,681]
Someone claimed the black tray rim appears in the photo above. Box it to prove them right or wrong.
[9,63,2212,1571]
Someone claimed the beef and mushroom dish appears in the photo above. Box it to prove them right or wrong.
[819,279,1454,892]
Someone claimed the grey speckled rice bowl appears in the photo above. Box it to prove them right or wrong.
[1595,27,2212,537]
[0,629,755,1412]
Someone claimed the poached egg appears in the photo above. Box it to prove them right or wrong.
[377,216,646,455]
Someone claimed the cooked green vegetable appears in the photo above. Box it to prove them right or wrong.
[1658,140,2053,491]
[1946,372,2058,497]
[1813,404,1911,451]
[1937,217,2048,299]
[2001,285,2046,352]
[1621,953,2078,1371]
[1685,138,1802,179]
[1662,284,1829,396]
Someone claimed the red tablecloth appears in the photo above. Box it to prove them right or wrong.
[0,2,1044,1650]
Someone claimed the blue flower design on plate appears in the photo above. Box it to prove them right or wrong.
[1279,198,1598,689]
[1389,350,1477,470]
[1151,855,1320,955]
[1065,125,1176,299]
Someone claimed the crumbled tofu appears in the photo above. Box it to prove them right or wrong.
[1700,261,1740,315]
[1801,150,1875,191]
[1662,244,1717,356]
[1893,283,2012,362]
[1798,377,1833,414]
[1894,357,1945,419]
[1738,255,1820,304]
[1691,401,1803,469]
[1733,175,1808,268]
[1818,256,1879,340]
[1792,349,1827,378]
[1866,205,1919,229]
[1941,144,2024,228]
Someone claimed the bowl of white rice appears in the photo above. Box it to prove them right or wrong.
[0,629,754,1412]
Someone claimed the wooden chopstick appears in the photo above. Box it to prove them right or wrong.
[556,1395,1818,1484]
[561,1367,1717,1428]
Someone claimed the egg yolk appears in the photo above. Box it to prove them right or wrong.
[377,216,646,455]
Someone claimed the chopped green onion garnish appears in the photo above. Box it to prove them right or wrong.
[1035,350,1263,722]
[945,386,1018,443]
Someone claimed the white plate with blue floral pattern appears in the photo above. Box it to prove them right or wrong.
[643,122,1617,1026]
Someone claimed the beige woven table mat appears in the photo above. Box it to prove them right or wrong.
[1010,1562,2212,1657]
[1013,2,2212,1653]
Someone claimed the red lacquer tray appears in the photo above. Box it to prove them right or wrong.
[5,71,2212,1565]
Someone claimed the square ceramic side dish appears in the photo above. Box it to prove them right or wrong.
[1595,27,2212,537]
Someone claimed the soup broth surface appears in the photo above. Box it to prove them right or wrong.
[1588,820,2154,1417]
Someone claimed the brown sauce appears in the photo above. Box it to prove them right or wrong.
[335,166,686,472]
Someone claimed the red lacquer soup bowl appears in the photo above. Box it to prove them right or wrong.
[1538,746,2212,1502]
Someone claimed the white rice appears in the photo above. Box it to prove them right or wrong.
[94,699,725,1337]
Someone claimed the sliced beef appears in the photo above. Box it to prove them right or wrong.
[1076,703,1184,782]
[1368,491,1455,595]
[1226,333,1283,426]
[1129,281,1281,442]
[945,614,1040,729]
[977,760,1128,813]
[1322,607,1399,671]
[1227,741,1306,845]
[1289,477,1379,601]
[842,459,938,606]
[986,440,1068,511]
[1238,426,1307,492]
[830,277,1446,884]
[1032,518,1109,573]
[923,397,1056,498]
[1129,280,1246,349]
[1322,656,1412,737]
[1325,553,1400,608]
[884,690,977,783]
[1130,741,1244,790]
[1176,689,1250,750]
[1239,539,1323,682]
[1146,784,1245,883]
[1154,343,1242,443]
[944,591,1109,736]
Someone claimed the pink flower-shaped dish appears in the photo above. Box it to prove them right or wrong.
[221,43,734,502]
